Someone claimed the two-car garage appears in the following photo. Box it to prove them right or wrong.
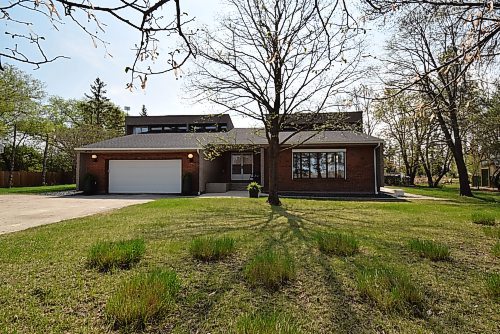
[108,160,182,194]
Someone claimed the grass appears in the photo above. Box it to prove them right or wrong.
[189,236,236,261]
[485,273,500,301]
[356,264,424,314]
[236,310,301,334]
[408,238,450,261]
[483,226,500,239]
[316,232,360,256]
[0,190,499,333]
[0,184,76,194]
[244,250,295,290]
[493,242,500,258]
[471,212,497,226]
[87,239,145,272]
[105,269,181,329]
[388,184,499,203]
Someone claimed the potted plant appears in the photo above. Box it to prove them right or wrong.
[247,182,262,198]
[82,173,98,195]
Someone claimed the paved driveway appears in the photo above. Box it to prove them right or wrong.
[0,194,163,235]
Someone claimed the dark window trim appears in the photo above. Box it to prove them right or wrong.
[292,149,346,180]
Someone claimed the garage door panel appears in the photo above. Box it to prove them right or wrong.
[109,160,182,194]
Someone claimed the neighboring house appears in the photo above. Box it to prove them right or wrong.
[75,113,384,195]
[477,156,500,188]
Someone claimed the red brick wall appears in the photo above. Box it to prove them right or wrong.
[79,152,199,194]
[263,145,377,194]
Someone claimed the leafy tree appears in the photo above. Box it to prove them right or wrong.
[0,65,45,187]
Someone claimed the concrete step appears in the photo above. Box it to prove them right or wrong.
[229,183,248,191]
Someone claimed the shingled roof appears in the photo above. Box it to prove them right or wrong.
[76,128,383,151]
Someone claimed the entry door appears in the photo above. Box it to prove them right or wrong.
[231,153,253,180]
[481,168,490,187]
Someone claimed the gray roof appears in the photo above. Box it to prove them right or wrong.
[76,128,383,151]
[125,114,233,126]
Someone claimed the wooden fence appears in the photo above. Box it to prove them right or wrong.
[0,171,74,188]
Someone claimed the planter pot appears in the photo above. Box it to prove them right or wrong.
[248,189,259,198]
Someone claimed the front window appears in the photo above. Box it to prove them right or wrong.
[292,151,346,179]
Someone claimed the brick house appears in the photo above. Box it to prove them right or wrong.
[76,113,384,195]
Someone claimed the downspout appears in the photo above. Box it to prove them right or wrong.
[374,143,380,195]
[197,149,201,196]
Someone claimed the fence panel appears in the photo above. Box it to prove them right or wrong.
[0,171,74,188]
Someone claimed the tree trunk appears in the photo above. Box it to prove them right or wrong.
[41,133,50,186]
[8,124,17,188]
[454,149,472,196]
[267,132,281,206]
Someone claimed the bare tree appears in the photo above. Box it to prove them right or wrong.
[1,1,194,87]
[350,84,379,135]
[364,0,500,83]
[382,7,486,196]
[190,0,363,205]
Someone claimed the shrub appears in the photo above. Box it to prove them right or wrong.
[105,269,181,329]
[88,239,145,272]
[485,273,500,300]
[493,242,500,258]
[356,264,424,314]
[244,250,295,290]
[408,238,450,261]
[189,236,236,261]
[317,232,360,256]
[236,310,301,334]
[471,212,496,226]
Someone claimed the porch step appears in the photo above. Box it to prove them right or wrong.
[229,183,248,191]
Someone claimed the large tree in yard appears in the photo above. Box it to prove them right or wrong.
[191,0,362,205]
[383,7,489,196]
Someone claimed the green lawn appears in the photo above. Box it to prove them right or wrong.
[0,195,499,333]
[388,184,500,203]
[0,184,76,195]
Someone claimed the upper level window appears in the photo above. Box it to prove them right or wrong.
[293,151,345,179]
[133,126,149,134]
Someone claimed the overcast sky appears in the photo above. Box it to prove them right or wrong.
[1,1,386,127]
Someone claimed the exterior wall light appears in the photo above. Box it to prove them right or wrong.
[91,154,98,162]
[187,153,194,163]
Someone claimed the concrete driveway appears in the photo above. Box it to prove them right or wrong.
[0,194,163,235]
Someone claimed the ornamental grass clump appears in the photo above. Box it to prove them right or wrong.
[236,310,301,334]
[87,239,145,272]
[105,269,181,330]
[408,238,450,261]
[244,250,295,290]
[317,232,360,256]
[356,264,424,314]
[471,212,496,226]
[189,236,236,261]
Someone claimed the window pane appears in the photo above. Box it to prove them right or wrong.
[310,153,319,178]
[337,152,345,178]
[318,153,327,178]
[327,153,336,178]
[301,153,310,178]
[293,153,301,179]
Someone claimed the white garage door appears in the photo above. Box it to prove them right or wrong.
[109,160,182,194]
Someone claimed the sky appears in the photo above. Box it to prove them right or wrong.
[1,1,386,128]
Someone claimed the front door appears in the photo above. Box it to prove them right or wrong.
[231,153,253,180]
[481,168,490,187]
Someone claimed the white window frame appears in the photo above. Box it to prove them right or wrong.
[291,148,347,180]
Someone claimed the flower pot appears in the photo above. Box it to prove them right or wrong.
[249,189,259,198]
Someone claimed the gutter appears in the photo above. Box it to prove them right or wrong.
[74,147,200,152]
